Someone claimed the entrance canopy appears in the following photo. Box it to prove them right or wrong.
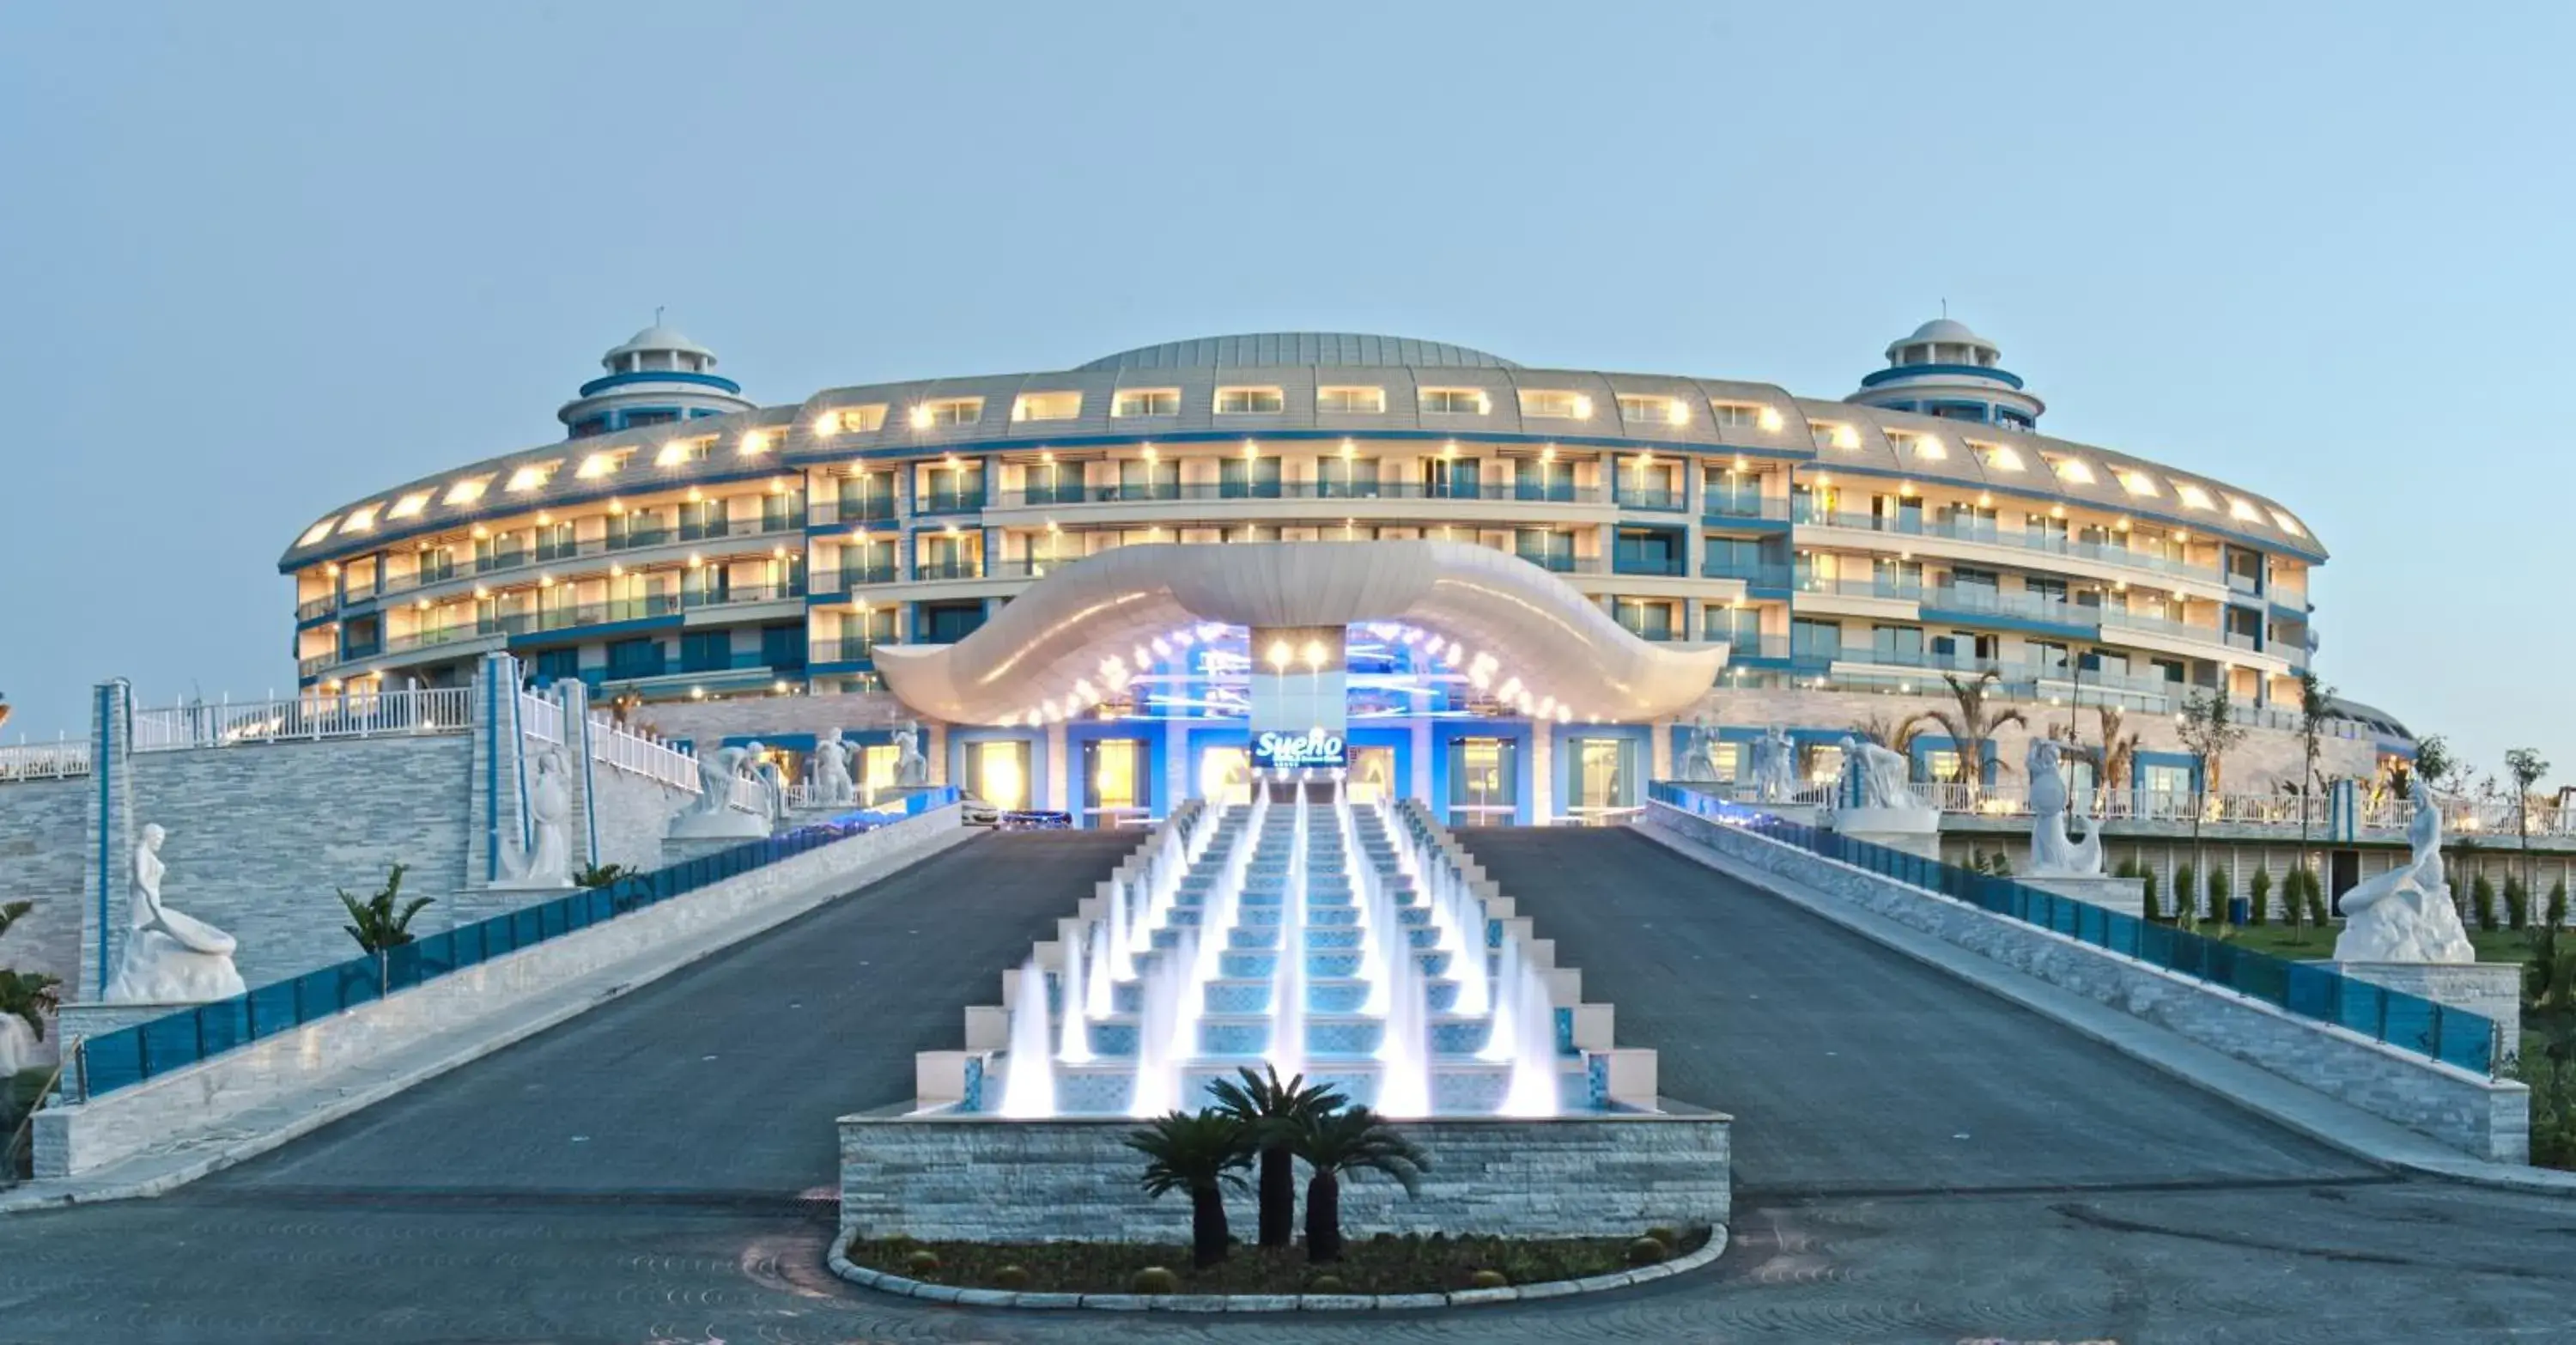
[873,541,1728,726]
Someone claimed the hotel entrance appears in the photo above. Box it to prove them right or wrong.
[1445,735,1518,827]
[1080,737,1151,829]
[966,738,1030,812]
[1199,745,1252,807]
[1348,745,1397,805]
[1562,735,1639,824]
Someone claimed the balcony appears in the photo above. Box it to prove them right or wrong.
[682,581,805,610]
[917,490,987,515]
[1703,558,1792,588]
[483,593,683,638]
[2226,630,2261,653]
[475,549,531,575]
[1921,585,2097,631]
[1614,487,1686,513]
[1612,551,1686,578]
[604,526,671,551]
[386,624,491,654]
[837,562,900,589]
[1715,632,1790,661]
[1795,573,1925,601]
[339,639,382,661]
[1703,496,1791,524]
[2097,606,2224,643]
[296,654,331,678]
[986,481,1609,508]
[295,595,335,621]
[815,496,900,526]
[821,636,884,666]
[1515,551,1582,574]
[1800,509,2221,584]
[913,557,985,581]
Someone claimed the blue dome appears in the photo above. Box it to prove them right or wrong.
[1078,332,1517,371]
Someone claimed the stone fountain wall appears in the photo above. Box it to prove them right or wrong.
[839,1107,1730,1242]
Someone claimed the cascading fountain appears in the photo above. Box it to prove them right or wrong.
[971,788,1607,1118]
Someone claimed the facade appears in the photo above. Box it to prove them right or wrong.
[279,321,2396,824]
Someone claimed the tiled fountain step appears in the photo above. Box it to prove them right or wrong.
[1028,1057,1595,1117]
[1224,946,1455,981]
[1060,1011,1535,1060]
[1199,975,1473,1015]
[1083,956,1501,1016]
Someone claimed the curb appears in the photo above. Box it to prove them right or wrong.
[824,1226,1728,1312]
[1632,812,2576,1200]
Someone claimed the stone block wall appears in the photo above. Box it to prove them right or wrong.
[588,764,690,875]
[0,777,89,1062]
[840,1109,1730,1243]
[1641,801,2529,1163]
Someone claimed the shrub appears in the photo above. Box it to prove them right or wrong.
[2206,865,2229,923]
[2474,872,2499,931]
[2305,868,2330,926]
[2512,1056,2576,1169]
[2142,865,2163,922]
[2553,877,2570,929]
[2172,864,2195,922]
[2250,867,2273,926]
[573,862,632,889]
[1132,1266,1181,1295]
[905,1249,940,1278]
[1469,1269,1510,1289]
[2508,876,2531,931]
[337,863,431,954]
[1646,1225,1680,1246]
[991,1264,1028,1290]
[1625,1237,1669,1266]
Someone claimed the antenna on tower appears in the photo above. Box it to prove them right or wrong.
[654,305,665,326]
[1940,297,1948,319]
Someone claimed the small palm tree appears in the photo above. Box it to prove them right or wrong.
[2093,704,2141,797]
[1287,1105,1428,1263]
[573,862,632,889]
[1923,670,2027,798]
[338,863,432,954]
[1127,1109,1252,1268]
[1851,711,1934,758]
[1208,1065,1346,1248]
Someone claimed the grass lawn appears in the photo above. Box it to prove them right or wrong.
[848,1226,1708,1295]
[2209,922,2543,967]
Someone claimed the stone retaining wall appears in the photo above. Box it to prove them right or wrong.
[1642,801,2530,1164]
[839,1107,1730,1243]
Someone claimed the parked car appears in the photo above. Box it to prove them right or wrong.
[959,795,1001,826]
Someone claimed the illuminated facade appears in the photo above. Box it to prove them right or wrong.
[280,322,2368,823]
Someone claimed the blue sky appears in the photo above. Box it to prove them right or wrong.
[2,3,2567,787]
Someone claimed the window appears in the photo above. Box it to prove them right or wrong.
[1113,388,1181,417]
[815,405,888,435]
[1886,429,1947,461]
[1710,402,1778,430]
[1790,618,1843,663]
[2115,468,2159,497]
[298,519,338,545]
[1419,387,1489,415]
[577,448,631,480]
[504,461,560,494]
[1318,453,1380,496]
[2046,455,2098,485]
[2227,496,2264,524]
[761,624,808,669]
[1871,624,1925,665]
[1810,421,1861,450]
[1617,394,1687,428]
[1215,386,1285,414]
[2267,508,2306,538]
[1316,386,1386,413]
[337,505,379,534]
[1973,441,2025,472]
[2172,481,2215,510]
[1518,390,1591,419]
[654,440,709,468]
[443,476,491,507]
[910,398,984,429]
[607,636,665,679]
[736,430,773,458]
[1012,391,1082,423]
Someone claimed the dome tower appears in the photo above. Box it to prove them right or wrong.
[556,317,755,439]
[1844,317,2044,431]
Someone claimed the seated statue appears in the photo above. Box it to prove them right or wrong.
[1839,734,1919,812]
[2335,782,2474,964]
[811,728,857,806]
[104,825,247,1004]
[2026,739,2105,877]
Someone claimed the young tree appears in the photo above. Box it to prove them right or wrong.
[337,864,430,954]
[1923,670,2028,800]
[1287,1106,1428,1263]
[2507,748,2551,913]
[2289,672,2336,934]
[1127,1109,1253,1269]
[2176,687,2248,901]
[1206,1065,1345,1250]
[2093,704,2142,803]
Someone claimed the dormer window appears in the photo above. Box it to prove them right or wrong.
[1012,392,1082,423]
[2115,469,2160,497]
[1973,442,2025,472]
[2045,455,2097,486]
[300,518,339,545]
[2227,496,2264,524]
[1316,386,1386,413]
[1518,390,1591,419]
[2172,481,2215,510]
[505,461,561,494]
[387,491,432,520]
[1810,421,1861,451]
[1419,387,1489,415]
[443,476,491,507]
[1617,394,1688,427]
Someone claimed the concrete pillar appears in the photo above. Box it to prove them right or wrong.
[77,680,135,1001]
[1649,720,1674,781]
[1529,727,1553,825]
[1411,718,1434,802]
[927,722,949,787]
[556,678,600,867]
[1163,723,1190,812]
[1045,721,1069,814]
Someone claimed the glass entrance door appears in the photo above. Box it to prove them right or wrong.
[969,739,1030,811]
[1348,746,1397,805]
[1082,738,1150,829]
[1199,746,1250,806]
[1446,736,1518,826]
[1564,736,1637,825]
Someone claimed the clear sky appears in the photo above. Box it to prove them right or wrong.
[2,3,2567,788]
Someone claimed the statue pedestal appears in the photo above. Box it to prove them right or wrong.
[1738,801,1821,828]
[666,809,772,842]
[2327,961,2521,1051]
[2022,874,2148,918]
[1831,806,1942,860]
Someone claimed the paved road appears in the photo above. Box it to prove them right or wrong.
[2,826,2573,1342]
[1451,827,2369,1196]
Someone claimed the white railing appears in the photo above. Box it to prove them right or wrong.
[517,690,563,744]
[0,741,92,782]
[586,714,702,792]
[1886,782,2576,839]
[131,689,473,752]
[728,770,770,814]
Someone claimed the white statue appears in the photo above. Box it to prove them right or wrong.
[1676,714,1719,783]
[498,747,576,889]
[755,752,790,823]
[104,825,246,1004]
[1839,734,1917,811]
[2026,739,2105,876]
[668,742,774,839]
[685,743,737,817]
[2336,782,2475,964]
[893,721,928,788]
[811,728,857,806]
[1749,726,1799,803]
[0,1013,33,1077]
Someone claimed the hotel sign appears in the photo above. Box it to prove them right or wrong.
[1253,728,1346,770]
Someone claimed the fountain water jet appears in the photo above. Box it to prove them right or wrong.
[1058,922,1092,1063]
[997,958,1057,1117]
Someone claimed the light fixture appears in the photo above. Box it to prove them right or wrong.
[814,411,841,436]
[909,405,934,430]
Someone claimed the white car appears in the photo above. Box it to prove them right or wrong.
[959,795,1001,826]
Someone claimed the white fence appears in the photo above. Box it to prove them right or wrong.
[587,714,702,793]
[0,741,91,782]
[1900,782,2576,839]
[516,691,563,745]
[131,689,473,752]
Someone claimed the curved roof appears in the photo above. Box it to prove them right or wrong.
[1887,318,1996,360]
[605,324,714,362]
[872,540,1727,726]
[1078,332,1517,372]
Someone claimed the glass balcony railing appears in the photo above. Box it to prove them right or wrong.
[1710,632,1789,660]
[1798,509,2221,582]
[1795,573,1926,600]
[1703,558,1793,587]
[914,557,984,581]
[1615,487,1686,512]
[1612,553,1686,577]
[1516,551,1581,574]
[986,481,1610,508]
[823,636,884,666]
[295,595,336,621]
[385,624,491,654]
[2097,607,2225,643]
[1703,495,1791,522]
[917,490,987,515]
[1921,585,2097,630]
[387,517,803,597]
[837,562,900,588]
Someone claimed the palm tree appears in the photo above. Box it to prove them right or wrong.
[1207,1065,1346,1248]
[1126,1109,1252,1268]
[337,863,431,954]
[1286,1106,1428,1263]
[1921,670,2027,799]
[0,899,60,1045]
[2093,703,2141,798]
[1851,711,1934,758]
